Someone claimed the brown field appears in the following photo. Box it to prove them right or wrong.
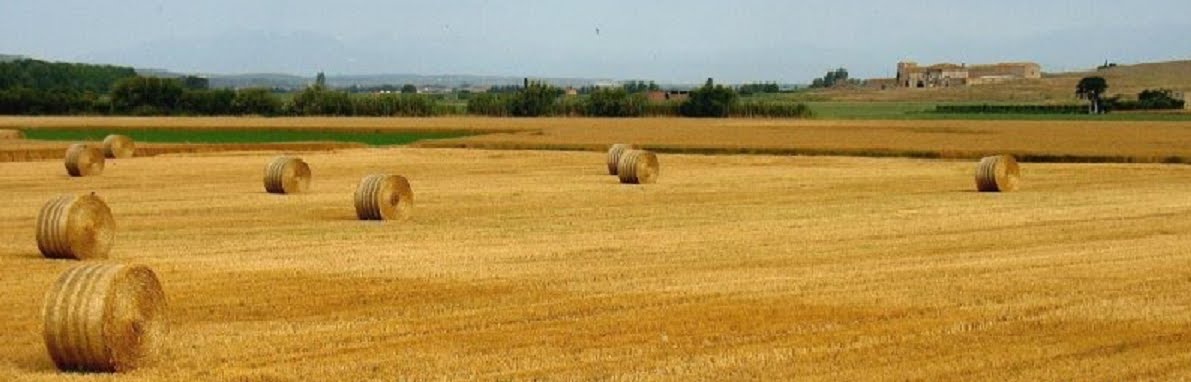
[3,146,1191,380]
[5,117,1191,164]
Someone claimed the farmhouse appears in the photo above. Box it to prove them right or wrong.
[896,61,1041,88]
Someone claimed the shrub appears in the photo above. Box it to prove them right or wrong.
[680,78,738,117]
[466,93,509,116]
[233,88,282,116]
[587,88,647,117]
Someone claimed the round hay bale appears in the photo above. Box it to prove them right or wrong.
[354,174,414,221]
[263,156,311,194]
[101,134,135,159]
[617,150,660,184]
[36,194,116,260]
[42,263,166,373]
[64,144,105,177]
[0,129,22,139]
[606,144,639,175]
[975,155,1020,192]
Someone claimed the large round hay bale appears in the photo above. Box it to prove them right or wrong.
[64,144,105,177]
[101,134,135,159]
[606,144,639,175]
[617,150,660,184]
[354,174,414,221]
[975,155,1020,192]
[0,129,22,139]
[263,156,311,194]
[42,263,166,373]
[37,194,116,260]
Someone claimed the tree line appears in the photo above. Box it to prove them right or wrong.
[0,59,137,114]
[0,59,811,118]
[467,78,810,118]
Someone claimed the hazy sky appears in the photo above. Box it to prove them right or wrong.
[2,0,1189,82]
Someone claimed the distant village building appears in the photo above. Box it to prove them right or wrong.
[646,90,690,102]
[896,61,1041,88]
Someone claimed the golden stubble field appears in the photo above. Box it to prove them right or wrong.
[2,146,1191,380]
[411,118,1191,163]
[6,116,1191,164]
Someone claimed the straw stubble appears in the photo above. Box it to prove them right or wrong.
[0,129,22,139]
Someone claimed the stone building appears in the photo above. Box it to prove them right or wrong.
[896,61,1041,88]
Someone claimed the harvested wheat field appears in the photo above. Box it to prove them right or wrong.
[0,140,367,163]
[8,117,1191,164]
[2,148,1191,380]
[411,118,1191,163]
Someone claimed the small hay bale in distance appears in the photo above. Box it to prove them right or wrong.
[975,154,1021,192]
[617,149,660,184]
[101,134,135,159]
[606,144,640,175]
[0,129,22,139]
[37,193,116,260]
[354,174,414,221]
[263,156,312,194]
[42,263,166,373]
[65,144,105,177]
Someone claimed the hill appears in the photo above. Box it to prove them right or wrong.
[803,60,1191,104]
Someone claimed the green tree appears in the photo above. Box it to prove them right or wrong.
[0,59,137,115]
[679,78,738,117]
[587,87,646,117]
[810,68,856,88]
[181,76,210,90]
[0,59,137,93]
[233,88,282,116]
[623,80,660,93]
[738,82,780,95]
[110,76,185,115]
[178,88,235,115]
[289,85,352,115]
[400,84,418,94]
[506,80,563,117]
[315,71,327,89]
[1137,88,1183,109]
[466,93,509,116]
[1076,76,1108,114]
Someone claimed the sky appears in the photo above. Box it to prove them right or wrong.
[2,0,1190,83]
